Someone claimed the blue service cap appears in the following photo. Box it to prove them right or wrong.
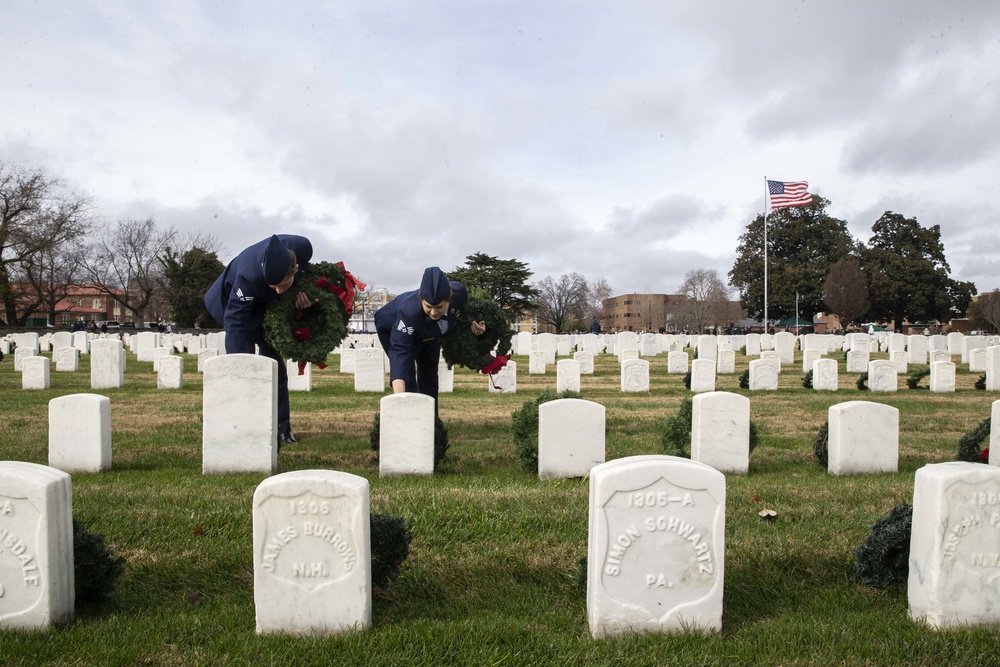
[419,266,451,305]
[262,235,291,285]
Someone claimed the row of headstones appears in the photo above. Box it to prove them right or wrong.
[3,330,227,361]
[4,455,999,635]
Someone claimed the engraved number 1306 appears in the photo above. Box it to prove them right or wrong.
[289,500,330,515]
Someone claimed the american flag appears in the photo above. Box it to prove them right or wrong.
[767,180,813,209]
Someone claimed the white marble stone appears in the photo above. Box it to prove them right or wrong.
[196,348,218,373]
[0,461,74,630]
[812,358,838,391]
[90,338,125,389]
[378,393,435,477]
[151,346,172,371]
[21,356,50,390]
[338,348,356,374]
[748,359,778,391]
[969,347,987,373]
[620,348,639,362]
[691,391,750,474]
[134,331,159,362]
[773,332,796,365]
[987,346,1000,392]
[667,351,688,374]
[528,350,547,374]
[929,350,950,366]
[202,354,277,475]
[827,401,898,476]
[487,359,517,394]
[515,331,533,356]
[286,360,312,392]
[621,359,650,392]
[54,347,79,372]
[538,398,605,480]
[640,334,658,357]
[587,455,724,637]
[846,349,870,373]
[889,350,908,374]
[907,335,928,365]
[353,348,386,392]
[991,400,1000,467]
[157,355,184,389]
[253,470,371,636]
[48,393,112,473]
[964,336,986,365]
[574,351,595,374]
[13,347,34,372]
[690,358,716,393]
[868,360,898,393]
[556,359,581,393]
[537,333,558,364]
[947,332,964,357]
[801,349,821,374]
[437,358,454,394]
[908,462,1000,629]
[697,335,718,362]
[71,331,89,355]
[929,360,956,393]
[744,334,761,357]
[716,349,735,375]
[759,350,782,372]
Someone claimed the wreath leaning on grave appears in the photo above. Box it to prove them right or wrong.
[263,261,364,372]
[440,297,513,373]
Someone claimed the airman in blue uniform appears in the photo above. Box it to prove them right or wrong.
[375,267,485,407]
[204,234,313,445]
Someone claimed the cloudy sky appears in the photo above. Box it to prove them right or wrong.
[3,0,998,297]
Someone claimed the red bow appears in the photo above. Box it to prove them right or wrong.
[297,360,327,375]
[481,354,510,375]
[315,262,367,316]
[294,328,312,341]
[982,448,990,462]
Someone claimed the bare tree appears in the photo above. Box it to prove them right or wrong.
[675,269,731,333]
[822,257,870,328]
[534,273,590,332]
[0,161,93,324]
[969,289,1000,333]
[586,277,612,322]
[82,217,176,325]
[20,243,89,325]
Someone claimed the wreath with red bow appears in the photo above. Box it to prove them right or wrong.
[440,297,512,373]
[263,261,364,372]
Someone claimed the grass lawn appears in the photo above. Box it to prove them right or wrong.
[1,343,999,666]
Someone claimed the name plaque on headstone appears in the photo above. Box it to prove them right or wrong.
[588,455,724,637]
[253,470,371,635]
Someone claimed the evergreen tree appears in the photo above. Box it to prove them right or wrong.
[159,246,224,327]
[449,252,540,323]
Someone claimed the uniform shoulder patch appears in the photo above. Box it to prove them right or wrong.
[396,319,414,336]
[236,288,254,302]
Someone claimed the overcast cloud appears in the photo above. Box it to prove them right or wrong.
[3,0,998,297]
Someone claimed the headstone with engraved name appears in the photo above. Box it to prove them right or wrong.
[50,331,72,353]
[691,392,750,474]
[556,359,581,393]
[0,461,74,630]
[286,360,312,392]
[54,346,79,372]
[253,470,371,635]
[667,350,688,374]
[529,350,547,375]
[890,350,908,374]
[90,338,125,389]
[929,360,956,393]
[13,347,34,372]
[197,348,219,372]
[827,400,898,476]
[868,360,898,393]
[620,359,650,392]
[487,359,517,394]
[846,349,870,373]
[21,356,50,390]
[969,347,987,373]
[157,355,184,390]
[716,349,735,375]
[378,393,435,477]
[748,359,778,391]
[539,398,605,480]
[353,348,386,392]
[587,455,724,637]
[812,358,838,391]
[908,462,1000,629]
[48,393,112,473]
[690,359,716,393]
[574,351,595,374]
[202,354,277,475]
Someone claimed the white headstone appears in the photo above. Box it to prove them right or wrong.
[202,354,278,475]
[21,356,50,390]
[748,358,778,391]
[620,359,650,392]
[528,350,547,375]
[13,347,34,372]
[907,335,928,365]
[48,393,112,473]
[812,358,838,391]
[801,349,821,374]
[487,359,517,394]
[759,350,782,372]
[929,360,956,393]
[134,331,159,362]
[253,470,371,635]
[50,331,73,352]
[157,355,184,390]
[557,339,572,357]
[667,351,688,374]
[986,346,1000,392]
[286,360,312,392]
[338,348,356,374]
[716,349,735,375]
[969,347,987,373]
[691,391,750,474]
[437,358,454,394]
[640,334,658,357]
[354,349,386,392]
[827,401,899,476]
[991,400,1000,467]
[846,349,870,373]
[538,398,605,480]
[151,346,172,371]
[947,332,964,356]
[556,359,581,393]
[71,331,89,355]
[54,347,79,372]
[515,331,533,356]
[773,332,796,364]
[890,350,908,374]
[908,462,1000,629]
[690,359,716,393]
[574,351,595,374]
[620,348,639,362]
[697,336,718,362]
[537,333,558,364]
[90,338,125,389]
[379,393,435,477]
[587,455,724,637]
[744,334,761,357]
[867,360,898,393]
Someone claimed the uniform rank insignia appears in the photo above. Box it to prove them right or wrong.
[396,319,414,336]
[236,288,254,302]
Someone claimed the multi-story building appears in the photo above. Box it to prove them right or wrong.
[600,293,689,333]
[16,283,125,328]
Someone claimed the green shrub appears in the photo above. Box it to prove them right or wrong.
[74,518,126,607]
[738,369,749,389]
[802,370,813,389]
[976,374,987,390]
[814,420,829,467]
[370,513,412,588]
[511,390,583,472]
[957,417,991,463]
[856,372,868,391]
[661,397,693,457]
[850,503,912,588]
[682,371,692,389]
[905,368,930,389]
[369,412,450,469]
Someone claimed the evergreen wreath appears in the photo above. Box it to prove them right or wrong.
[441,297,513,372]
[856,371,869,391]
[850,503,913,588]
[370,513,412,589]
[976,374,987,390]
[263,261,356,369]
[957,417,991,463]
[369,412,450,469]
[802,370,814,389]
[814,419,829,467]
[905,368,930,389]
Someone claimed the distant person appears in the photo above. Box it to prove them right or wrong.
[204,234,314,446]
[590,318,601,334]
[374,266,485,409]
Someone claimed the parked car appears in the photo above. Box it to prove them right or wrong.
[95,320,121,330]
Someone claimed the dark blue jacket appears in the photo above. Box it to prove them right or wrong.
[374,282,468,387]
[204,235,312,354]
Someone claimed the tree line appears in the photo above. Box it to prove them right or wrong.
[727,195,989,332]
[1,161,224,328]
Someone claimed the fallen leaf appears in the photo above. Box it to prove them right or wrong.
[749,494,761,503]
[192,524,204,536]
[759,509,778,521]
[187,591,202,605]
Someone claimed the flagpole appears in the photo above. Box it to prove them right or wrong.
[763,177,769,333]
